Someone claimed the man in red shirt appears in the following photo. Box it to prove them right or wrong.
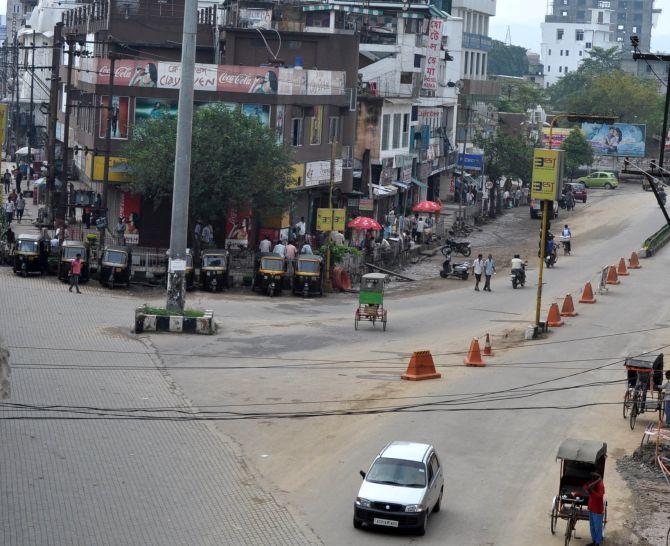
[584,472,605,546]
[69,253,82,294]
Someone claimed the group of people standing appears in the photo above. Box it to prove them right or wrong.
[471,253,496,292]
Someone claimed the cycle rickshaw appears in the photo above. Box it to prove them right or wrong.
[623,353,664,430]
[354,273,388,331]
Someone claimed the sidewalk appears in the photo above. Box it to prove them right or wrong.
[0,266,318,544]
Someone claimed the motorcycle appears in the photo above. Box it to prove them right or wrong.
[560,236,571,255]
[511,266,526,289]
[441,238,472,257]
[439,251,470,280]
[545,245,558,268]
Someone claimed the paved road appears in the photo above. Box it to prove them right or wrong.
[2,184,666,544]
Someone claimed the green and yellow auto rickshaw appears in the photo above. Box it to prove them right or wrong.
[199,249,230,292]
[99,245,132,288]
[354,273,388,331]
[293,255,324,297]
[58,240,89,282]
[13,233,44,276]
[252,254,287,297]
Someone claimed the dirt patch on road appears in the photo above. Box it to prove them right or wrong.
[615,442,670,545]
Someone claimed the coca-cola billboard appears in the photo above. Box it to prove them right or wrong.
[158,62,218,91]
[97,60,158,88]
[217,66,278,94]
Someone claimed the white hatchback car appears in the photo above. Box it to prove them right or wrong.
[353,441,444,535]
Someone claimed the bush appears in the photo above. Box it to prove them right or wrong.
[318,243,362,264]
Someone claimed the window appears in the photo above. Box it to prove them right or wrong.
[559,66,563,73]
[585,41,592,49]
[414,54,422,68]
[402,113,409,148]
[557,29,564,40]
[547,65,551,72]
[464,52,469,76]
[328,116,340,144]
[309,106,323,146]
[617,24,624,30]
[565,66,568,73]
[598,0,610,7]
[560,50,563,56]
[563,0,568,4]
[291,117,303,146]
[411,106,418,122]
[575,30,584,41]
[392,113,401,149]
[632,26,637,33]
[561,11,568,16]
[597,11,603,24]
[579,50,583,56]
[565,50,569,56]
[381,114,390,151]
[548,48,552,55]
[400,72,413,85]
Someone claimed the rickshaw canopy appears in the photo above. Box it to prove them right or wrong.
[624,353,663,372]
[260,256,285,272]
[556,438,607,464]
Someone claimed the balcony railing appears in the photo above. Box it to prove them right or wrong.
[462,32,492,51]
[62,0,108,30]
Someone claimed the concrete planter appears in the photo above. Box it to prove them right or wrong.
[134,307,216,335]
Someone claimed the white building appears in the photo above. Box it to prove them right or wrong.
[541,8,615,87]
[450,0,496,81]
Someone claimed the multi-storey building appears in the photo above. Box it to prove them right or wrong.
[545,0,660,52]
[541,7,614,87]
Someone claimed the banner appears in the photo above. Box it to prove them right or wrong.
[225,210,252,249]
[305,159,343,187]
[135,98,178,122]
[119,192,141,245]
[581,122,646,157]
[531,149,563,201]
[0,104,8,154]
[99,96,130,139]
[541,128,571,149]
[422,19,443,90]
[218,66,278,94]
[316,208,346,231]
[458,153,483,171]
[158,62,218,91]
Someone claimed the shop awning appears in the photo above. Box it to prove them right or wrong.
[303,4,384,15]
[371,184,398,196]
[392,180,410,189]
[412,178,428,189]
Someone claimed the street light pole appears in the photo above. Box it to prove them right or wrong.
[100,54,116,248]
[166,0,197,313]
[27,31,35,175]
[325,136,337,292]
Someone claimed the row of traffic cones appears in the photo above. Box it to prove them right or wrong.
[403,252,643,379]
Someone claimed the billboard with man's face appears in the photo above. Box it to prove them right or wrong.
[581,123,646,158]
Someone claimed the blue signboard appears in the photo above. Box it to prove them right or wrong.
[458,153,484,171]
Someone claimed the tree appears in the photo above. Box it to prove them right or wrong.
[497,80,546,113]
[487,40,529,77]
[579,46,622,75]
[475,130,535,186]
[561,128,594,180]
[125,105,292,227]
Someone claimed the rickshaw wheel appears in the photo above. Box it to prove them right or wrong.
[623,390,631,418]
[564,517,574,546]
[550,496,558,534]
[629,404,638,430]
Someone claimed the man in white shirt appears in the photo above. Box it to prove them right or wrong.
[3,199,14,224]
[330,230,344,245]
[511,253,525,285]
[273,240,286,257]
[295,217,306,241]
[416,217,425,243]
[472,253,484,291]
[259,235,271,254]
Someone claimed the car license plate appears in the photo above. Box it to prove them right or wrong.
[373,518,398,528]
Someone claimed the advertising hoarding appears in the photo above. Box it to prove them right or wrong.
[581,123,646,157]
[531,149,563,201]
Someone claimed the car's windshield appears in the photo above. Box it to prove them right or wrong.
[297,259,320,273]
[203,255,225,267]
[103,250,127,265]
[366,457,426,488]
[62,247,85,260]
[17,240,38,253]
[261,257,284,271]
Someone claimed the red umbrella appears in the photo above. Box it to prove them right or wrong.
[347,216,382,231]
[412,200,442,213]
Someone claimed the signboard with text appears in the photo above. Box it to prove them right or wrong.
[422,19,443,90]
[316,208,346,231]
[531,149,563,201]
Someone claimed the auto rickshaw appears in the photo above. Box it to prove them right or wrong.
[199,249,230,292]
[354,272,388,331]
[99,245,132,288]
[293,255,324,297]
[57,240,90,282]
[252,254,287,297]
[549,438,607,545]
[13,233,44,276]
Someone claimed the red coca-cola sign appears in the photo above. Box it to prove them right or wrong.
[217,66,277,94]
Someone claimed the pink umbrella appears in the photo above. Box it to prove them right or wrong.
[412,200,442,213]
[347,216,382,231]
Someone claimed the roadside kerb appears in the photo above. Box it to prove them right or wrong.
[134,307,216,334]
[643,224,670,257]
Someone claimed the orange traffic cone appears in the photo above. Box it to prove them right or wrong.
[617,257,629,276]
[401,351,442,381]
[547,303,564,327]
[560,294,578,317]
[483,333,494,356]
[606,265,620,285]
[629,251,642,269]
[464,338,486,367]
[579,282,596,304]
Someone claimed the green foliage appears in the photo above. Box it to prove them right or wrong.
[560,128,594,180]
[487,40,529,77]
[497,80,546,113]
[579,46,622,75]
[474,130,536,186]
[318,243,361,264]
[125,104,293,224]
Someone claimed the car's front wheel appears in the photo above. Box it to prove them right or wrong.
[353,516,363,530]
[604,183,612,189]
[416,513,428,536]
[433,487,443,513]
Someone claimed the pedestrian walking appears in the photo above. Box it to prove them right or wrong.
[3,198,14,224]
[472,253,484,291]
[411,214,418,242]
[201,223,214,247]
[68,253,83,294]
[663,370,670,428]
[15,194,25,223]
[483,254,495,292]
[115,217,126,243]
[584,472,605,546]
[3,169,11,193]
[515,188,522,207]
[15,170,22,194]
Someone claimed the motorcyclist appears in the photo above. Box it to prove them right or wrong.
[545,233,557,266]
[560,224,572,255]
[511,254,525,284]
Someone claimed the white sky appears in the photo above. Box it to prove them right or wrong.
[490,0,670,54]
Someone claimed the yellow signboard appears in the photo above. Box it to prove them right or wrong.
[86,154,131,183]
[287,163,305,189]
[0,104,7,154]
[531,149,563,201]
[316,208,346,231]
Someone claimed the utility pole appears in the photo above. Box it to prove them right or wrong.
[13,33,20,158]
[27,31,35,175]
[58,35,74,236]
[166,0,198,313]
[325,136,338,291]
[100,53,116,247]
[46,23,62,224]
[457,106,470,217]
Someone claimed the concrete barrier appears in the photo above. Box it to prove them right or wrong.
[643,224,670,257]
[134,308,216,335]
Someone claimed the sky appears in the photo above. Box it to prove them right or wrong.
[490,0,670,54]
